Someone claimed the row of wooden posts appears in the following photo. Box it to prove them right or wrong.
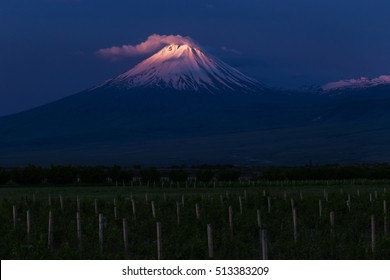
[13,188,389,258]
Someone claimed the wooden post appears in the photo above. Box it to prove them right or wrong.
[257,209,262,228]
[48,211,53,249]
[261,229,268,260]
[74,212,81,248]
[114,198,117,220]
[292,208,297,242]
[330,211,335,235]
[176,201,180,225]
[94,199,98,217]
[151,201,156,218]
[77,196,80,212]
[59,195,64,213]
[131,199,136,221]
[26,210,31,242]
[207,224,213,258]
[267,196,271,213]
[319,200,322,217]
[195,203,200,220]
[156,222,162,260]
[99,214,104,253]
[371,215,375,254]
[384,200,388,235]
[239,196,243,214]
[229,206,233,238]
[123,218,128,258]
[12,205,16,229]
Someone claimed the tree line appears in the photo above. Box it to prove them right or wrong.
[0,165,240,185]
[2,164,390,185]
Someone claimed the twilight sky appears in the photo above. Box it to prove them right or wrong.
[1,0,390,116]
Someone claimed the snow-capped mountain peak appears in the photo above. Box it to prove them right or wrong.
[322,75,390,91]
[101,43,264,93]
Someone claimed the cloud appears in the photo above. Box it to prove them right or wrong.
[97,34,198,61]
[221,46,241,55]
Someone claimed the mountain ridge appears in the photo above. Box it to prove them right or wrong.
[1,38,390,166]
[99,43,265,93]
[322,75,390,91]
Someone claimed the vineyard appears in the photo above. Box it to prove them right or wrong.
[1,180,389,259]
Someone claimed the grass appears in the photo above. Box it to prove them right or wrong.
[0,180,389,259]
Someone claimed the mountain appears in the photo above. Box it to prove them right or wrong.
[1,40,390,166]
[99,43,265,93]
[322,75,390,91]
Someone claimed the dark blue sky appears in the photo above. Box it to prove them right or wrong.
[1,0,390,116]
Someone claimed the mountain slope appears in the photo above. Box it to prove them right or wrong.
[99,43,264,93]
[1,39,390,166]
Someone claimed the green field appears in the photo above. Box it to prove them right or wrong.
[0,180,389,259]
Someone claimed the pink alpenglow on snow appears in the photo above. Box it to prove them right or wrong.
[98,35,264,93]
[322,75,390,91]
[97,34,199,60]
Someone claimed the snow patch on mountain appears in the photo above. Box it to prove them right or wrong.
[322,75,390,91]
[100,43,264,93]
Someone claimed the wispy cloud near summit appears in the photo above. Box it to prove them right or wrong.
[97,34,198,61]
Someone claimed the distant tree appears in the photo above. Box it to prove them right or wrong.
[0,168,10,184]
[13,165,46,184]
[196,169,214,182]
[122,169,133,183]
[262,167,286,181]
[107,165,122,183]
[169,169,188,182]
[217,168,240,181]
[79,166,106,184]
[49,165,77,184]
[140,168,160,183]
[107,165,133,184]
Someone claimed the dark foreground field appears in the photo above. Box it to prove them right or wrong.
[1,180,389,259]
